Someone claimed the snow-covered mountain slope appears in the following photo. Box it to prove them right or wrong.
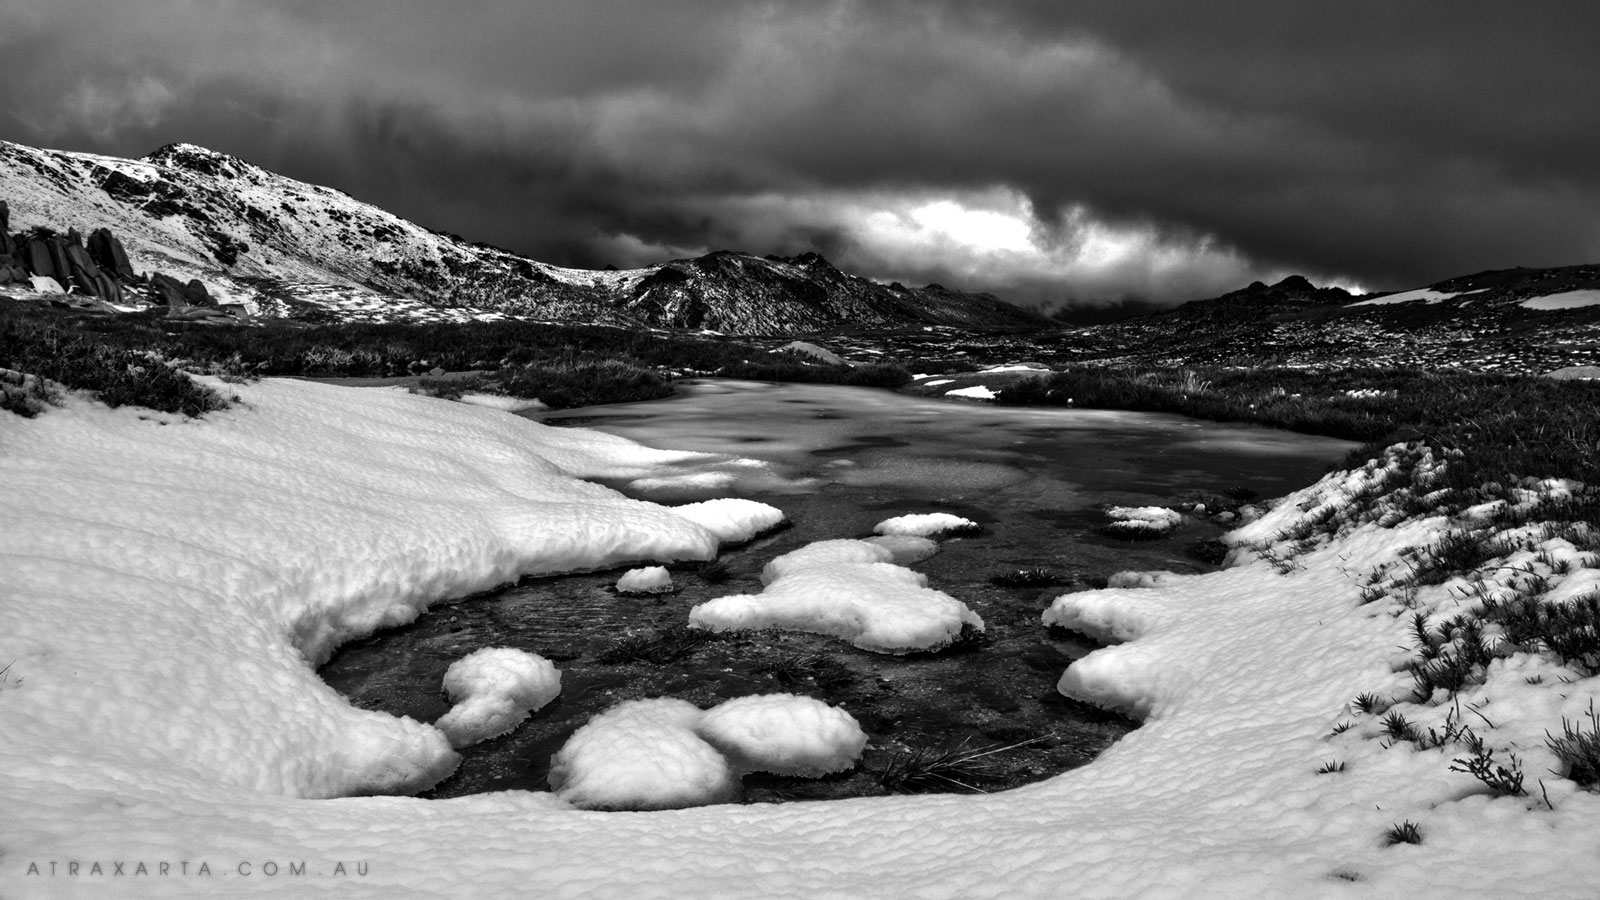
[0,140,1047,333]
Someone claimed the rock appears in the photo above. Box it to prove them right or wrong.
[22,237,58,281]
[185,278,214,305]
[64,242,105,296]
[45,238,70,286]
[87,228,136,280]
[0,199,9,234]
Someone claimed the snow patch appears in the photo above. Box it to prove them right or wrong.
[1520,289,1600,310]
[617,566,673,595]
[873,512,978,537]
[689,539,984,653]
[945,385,997,399]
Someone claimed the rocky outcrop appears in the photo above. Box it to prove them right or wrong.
[0,201,145,304]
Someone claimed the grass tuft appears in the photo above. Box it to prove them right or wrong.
[1384,821,1423,846]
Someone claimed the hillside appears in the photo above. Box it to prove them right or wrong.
[0,140,1046,335]
[1024,272,1600,375]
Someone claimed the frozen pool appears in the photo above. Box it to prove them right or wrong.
[320,380,1358,803]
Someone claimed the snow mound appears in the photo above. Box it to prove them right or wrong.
[435,648,562,748]
[549,694,866,810]
[697,694,867,777]
[873,512,978,538]
[617,566,674,595]
[671,498,787,542]
[688,539,984,654]
[1104,505,1182,537]
[548,699,739,811]
[945,385,997,400]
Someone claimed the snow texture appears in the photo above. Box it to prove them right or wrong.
[8,383,1600,900]
[873,512,978,537]
[434,648,561,749]
[689,539,985,653]
[617,566,674,594]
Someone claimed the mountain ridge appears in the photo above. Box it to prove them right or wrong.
[0,139,1047,334]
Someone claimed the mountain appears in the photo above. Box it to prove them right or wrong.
[0,140,1047,334]
[1033,272,1600,375]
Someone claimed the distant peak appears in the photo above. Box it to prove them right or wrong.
[144,142,256,177]
[1272,274,1316,292]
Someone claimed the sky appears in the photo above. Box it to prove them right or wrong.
[4,1,1599,313]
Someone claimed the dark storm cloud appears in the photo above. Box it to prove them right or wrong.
[3,1,1598,308]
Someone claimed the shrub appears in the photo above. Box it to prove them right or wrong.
[1546,700,1600,787]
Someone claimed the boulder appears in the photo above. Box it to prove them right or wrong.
[45,238,70,286]
[149,272,217,307]
[23,237,57,280]
[0,199,9,234]
[87,228,136,280]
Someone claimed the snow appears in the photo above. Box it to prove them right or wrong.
[874,512,978,537]
[862,534,940,564]
[697,694,868,777]
[1520,289,1600,310]
[548,694,865,809]
[920,378,954,386]
[7,379,1600,899]
[28,275,64,293]
[616,566,674,594]
[689,539,985,653]
[945,385,997,399]
[1349,287,1458,306]
[548,698,739,811]
[668,497,787,542]
[1103,505,1182,536]
[457,392,547,412]
[434,648,562,749]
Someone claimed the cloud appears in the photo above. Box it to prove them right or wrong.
[2,0,1597,308]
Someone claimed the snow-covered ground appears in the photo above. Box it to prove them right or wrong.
[4,381,1600,898]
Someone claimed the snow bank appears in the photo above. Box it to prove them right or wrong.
[689,539,985,653]
[873,512,977,537]
[435,648,561,748]
[616,566,674,594]
[10,382,1600,899]
[0,377,779,801]
[945,385,996,400]
[549,694,866,810]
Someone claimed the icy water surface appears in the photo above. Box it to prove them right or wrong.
[320,380,1358,802]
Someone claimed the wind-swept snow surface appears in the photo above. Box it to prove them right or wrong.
[5,385,1600,899]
